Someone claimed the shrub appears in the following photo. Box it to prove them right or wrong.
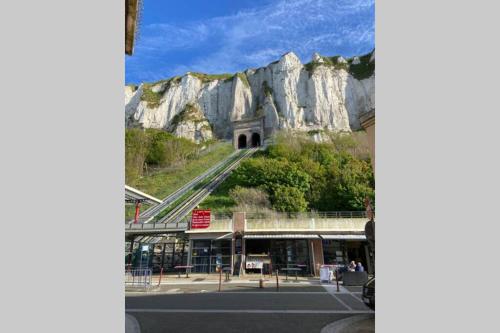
[229,186,270,208]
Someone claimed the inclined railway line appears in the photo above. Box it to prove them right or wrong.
[157,148,257,225]
[133,149,241,222]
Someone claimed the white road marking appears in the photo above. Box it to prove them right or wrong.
[216,291,328,294]
[126,309,374,314]
[321,284,353,311]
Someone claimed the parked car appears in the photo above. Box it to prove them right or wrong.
[362,277,375,310]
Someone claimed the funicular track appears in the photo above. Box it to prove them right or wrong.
[131,149,241,222]
[157,148,257,225]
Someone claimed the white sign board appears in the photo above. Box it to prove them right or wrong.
[142,245,149,251]
[246,259,264,269]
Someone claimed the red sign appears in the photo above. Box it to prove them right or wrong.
[191,209,211,229]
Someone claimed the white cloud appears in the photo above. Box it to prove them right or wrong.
[127,0,374,82]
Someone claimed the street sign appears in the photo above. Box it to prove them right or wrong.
[191,209,211,229]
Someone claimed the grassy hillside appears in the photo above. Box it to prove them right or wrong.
[132,141,234,199]
[125,142,234,219]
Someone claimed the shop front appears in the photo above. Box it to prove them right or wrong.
[243,235,317,276]
[190,238,232,273]
[181,211,372,276]
[321,235,372,274]
[125,233,190,273]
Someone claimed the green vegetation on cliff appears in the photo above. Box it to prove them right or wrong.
[188,72,234,83]
[125,128,234,198]
[200,131,374,213]
[234,72,250,88]
[170,103,206,128]
[304,51,375,80]
[348,52,375,80]
[140,76,182,108]
[304,55,348,73]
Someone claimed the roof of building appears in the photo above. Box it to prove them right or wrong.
[125,185,162,205]
[359,108,375,128]
[125,0,141,55]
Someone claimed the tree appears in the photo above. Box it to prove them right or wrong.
[270,185,308,212]
[231,157,310,193]
[145,129,174,166]
[318,152,375,211]
[125,128,150,185]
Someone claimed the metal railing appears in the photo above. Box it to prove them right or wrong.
[125,214,235,233]
[124,216,155,224]
[125,268,152,288]
[138,149,241,219]
[157,148,258,225]
[244,211,370,232]
[125,220,188,232]
[245,211,369,220]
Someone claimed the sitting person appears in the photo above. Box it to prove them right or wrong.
[348,261,356,272]
[355,262,365,272]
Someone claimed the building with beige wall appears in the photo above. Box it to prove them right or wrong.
[359,109,375,173]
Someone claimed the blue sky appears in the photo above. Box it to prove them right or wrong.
[125,0,374,84]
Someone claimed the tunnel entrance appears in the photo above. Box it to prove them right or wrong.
[251,133,261,147]
[232,117,264,150]
[238,134,247,149]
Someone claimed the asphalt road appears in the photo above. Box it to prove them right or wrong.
[126,284,373,333]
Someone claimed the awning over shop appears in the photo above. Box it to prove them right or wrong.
[125,185,162,205]
[188,232,233,240]
[132,234,179,244]
[320,234,366,240]
[244,234,320,239]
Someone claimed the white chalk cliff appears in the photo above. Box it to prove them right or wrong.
[125,50,375,142]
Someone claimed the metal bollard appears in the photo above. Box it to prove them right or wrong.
[218,268,222,292]
[276,270,279,292]
[336,269,339,292]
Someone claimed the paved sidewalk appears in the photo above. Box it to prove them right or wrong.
[125,313,141,333]
[321,314,374,333]
[131,273,322,285]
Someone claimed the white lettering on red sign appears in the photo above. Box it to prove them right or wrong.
[191,209,211,229]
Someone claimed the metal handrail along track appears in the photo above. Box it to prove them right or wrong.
[135,149,241,221]
[157,148,257,225]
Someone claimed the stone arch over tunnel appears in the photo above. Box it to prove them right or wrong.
[232,117,265,149]
[251,132,261,147]
[238,134,247,149]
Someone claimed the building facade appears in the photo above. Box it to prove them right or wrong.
[127,211,374,276]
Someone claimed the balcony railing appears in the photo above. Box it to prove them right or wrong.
[125,220,188,231]
[244,211,369,232]
[245,211,369,220]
